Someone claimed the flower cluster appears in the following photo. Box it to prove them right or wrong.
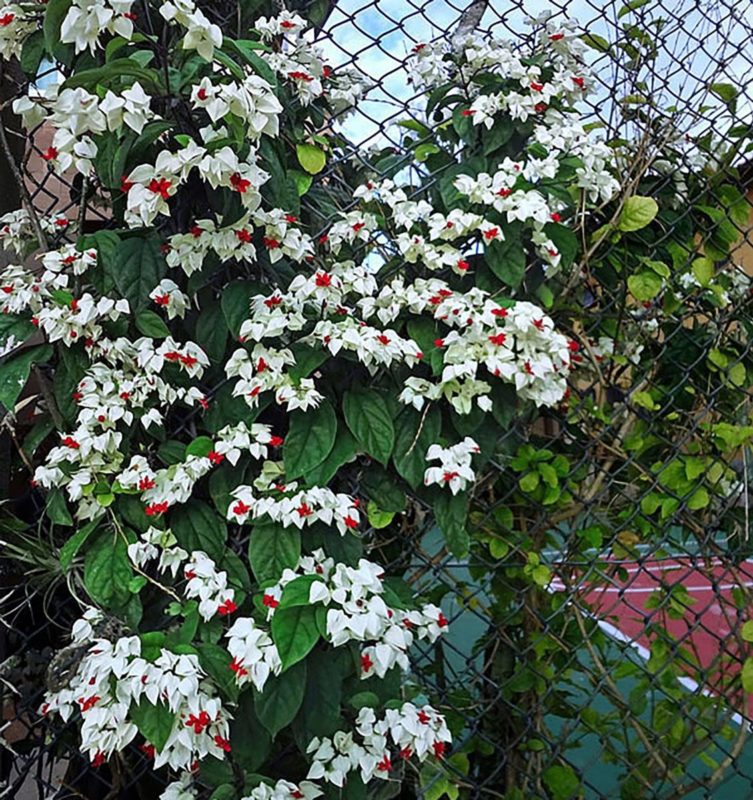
[424,436,480,494]
[307,704,451,787]
[42,619,231,771]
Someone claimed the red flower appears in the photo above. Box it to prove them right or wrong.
[437,612,449,628]
[550,212,561,222]
[121,175,134,193]
[78,695,100,712]
[549,32,565,41]
[214,735,232,753]
[488,333,506,346]
[315,272,332,287]
[344,515,359,529]
[185,711,211,734]
[269,435,284,447]
[154,294,170,306]
[263,237,280,249]
[232,500,251,515]
[491,307,507,318]
[483,227,500,241]
[0,13,15,25]
[456,259,470,271]
[230,658,248,677]
[230,172,251,193]
[377,334,390,345]
[288,71,313,82]
[433,741,446,758]
[264,295,283,308]
[461,109,474,116]
[145,501,169,516]
[217,599,237,616]
[297,502,313,518]
[197,87,208,101]
[42,147,58,162]
[263,594,279,609]
[190,225,203,238]
[376,755,392,772]
[530,81,544,92]
[139,743,155,759]
[147,178,172,199]
[572,76,585,88]
[236,228,252,243]
[61,437,80,449]
[91,751,106,768]
[418,710,431,724]
[208,450,224,465]
[442,470,459,484]
[138,476,155,491]
[361,652,374,673]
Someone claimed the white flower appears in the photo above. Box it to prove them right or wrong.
[424,437,479,494]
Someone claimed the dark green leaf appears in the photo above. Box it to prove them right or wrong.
[135,310,170,338]
[248,523,301,584]
[343,390,395,466]
[60,519,101,569]
[271,606,320,670]
[198,643,240,702]
[0,345,53,412]
[196,301,228,363]
[110,236,166,311]
[231,692,271,771]
[434,491,470,557]
[130,700,176,752]
[43,0,73,55]
[486,224,526,288]
[254,659,306,737]
[46,489,73,526]
[307,426,357,486]
[84,530,133,608]
[171,500,227,561]
[221,280,263,338]
[393,406,441,489]
[284,399,337,480]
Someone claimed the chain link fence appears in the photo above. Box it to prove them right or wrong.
[1,0,753,798]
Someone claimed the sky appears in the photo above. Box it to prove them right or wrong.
[314,0,753,160]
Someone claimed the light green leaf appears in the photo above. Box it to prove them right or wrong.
[296,143,326,175]
[618,196,658,232]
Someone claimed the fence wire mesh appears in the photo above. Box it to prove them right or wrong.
[1,0,753,798]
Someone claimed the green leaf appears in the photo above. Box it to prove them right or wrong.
[46,489,73,526]
[221,280,263,339]
[709,83,737,106]
[618,196,658,232]
[284,400,337,480]
[0,345,53,412]
[279,575,324,609]
[59,520,101,570]
[545,223,578,270]
[231,692,271,771]
[542,765,580,800]
[485,224,526,288]
[296,649,344,739]
[691,257,714,287]
[290,170,313,196]
[367,501,394,529]
[0,315,36,350]
[248,523,301,584]
[135,310,170,338]
[271,605,320,670]
[62,59,163,94]
[110,236,166,312]
[434,492,470,557]
[254,659,306,737]
[196,301,228,363]
[581,33,610,52]
[741,621,753,643]
[393,406,441,489]
[627,271,663,301]
[20,30,46,78]
[617,0,650,16]
[307,426,357,486]
[130,700,176,752]
[84,530,133,608]
[185,436,214,458]
[296,143,326,175]
[743,658,753,693]
[198,643,239,702]
[343,390,395,466]
[171,500,227,561]
[43,0,73,55]
[224,39,277,87]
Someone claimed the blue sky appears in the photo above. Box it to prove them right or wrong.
[316,0,753,156]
